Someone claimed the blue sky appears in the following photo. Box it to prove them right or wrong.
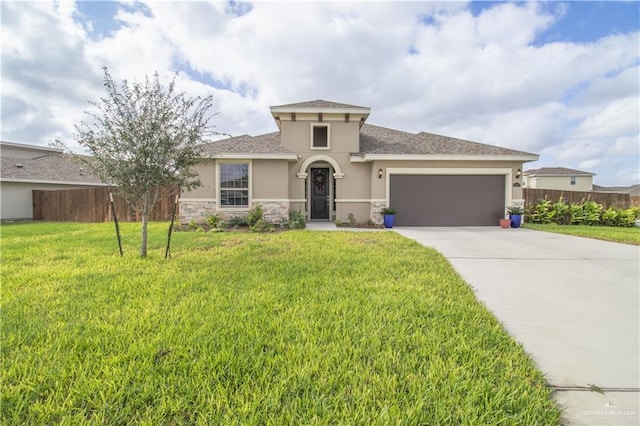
[2,1,639,185]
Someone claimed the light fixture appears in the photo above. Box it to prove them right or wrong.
[515,168,522,178]
[378,168,383,179]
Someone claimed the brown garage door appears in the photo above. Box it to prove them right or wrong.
[389,175,505,226]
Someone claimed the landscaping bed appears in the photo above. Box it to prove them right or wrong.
[1,222,560,424]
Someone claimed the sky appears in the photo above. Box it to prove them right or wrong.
[1,0,639,186]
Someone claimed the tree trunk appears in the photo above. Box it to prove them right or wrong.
[140,193,149,258]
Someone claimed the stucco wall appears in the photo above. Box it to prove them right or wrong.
[182,160,216,199]
[1,182,103,220]
[527,176,592,191]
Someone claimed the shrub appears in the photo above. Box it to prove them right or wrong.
[229,215,249,227]
[287,209,306,230]
[248,205,264,227]
[526,198,639,227]
[189,219,200,231]
[206,213,222,227]
[250,218,274,233]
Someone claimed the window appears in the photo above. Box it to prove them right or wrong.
[219,163,249,207]
[311,124,330,149]
[570,176,576,185]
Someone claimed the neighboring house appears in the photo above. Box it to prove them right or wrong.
[522,167,595,191]
[181,100,538,226]
[0,141,105,220]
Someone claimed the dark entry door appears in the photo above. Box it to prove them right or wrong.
[310,168,330,220]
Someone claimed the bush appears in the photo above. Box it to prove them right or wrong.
[287,209,306,229]
[229,215,249,227]
[248,205,264,227]
[206,213,221,228]
[250,218,274,233]
[526,197,639,227]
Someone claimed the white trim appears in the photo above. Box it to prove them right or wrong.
[351,154,539,162]
[335,199,379,203]
[216,160,252,209]
[0,141,62,152]
[310,123,331,150]
[0,178,108,186]
[204,153,298,160]
[297,155,344,178]
[179,198,216,202]
[253,199,290,203]
[386,167,513,210]
[271,106,371,115]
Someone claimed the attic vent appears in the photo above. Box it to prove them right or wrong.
[15,163,24,168]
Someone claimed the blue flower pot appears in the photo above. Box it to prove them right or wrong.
[510,214,522,228]
[384,214,396,228]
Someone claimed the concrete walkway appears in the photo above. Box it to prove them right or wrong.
[393,227,639,425]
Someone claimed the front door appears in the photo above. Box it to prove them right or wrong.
[310,168,330,220]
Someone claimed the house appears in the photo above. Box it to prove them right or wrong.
[0,141,105,220]
[522,167,595,192]
[180,100,538,226]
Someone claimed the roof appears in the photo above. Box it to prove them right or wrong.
[524,167,595,177]
[1,141,61,153]
[200,133,297,159]
[1,152,104,185]
[201,122,537,160]
[359,124,535,156]
[271,99,368,109]
[592,184,640,196]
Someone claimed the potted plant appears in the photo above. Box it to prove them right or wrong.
[381,207,397,229]
[507,206,524,228]
[499,217,511,228]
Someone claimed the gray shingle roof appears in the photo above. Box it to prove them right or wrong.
[200,132,295,155]
[525,167,595,176]
[201,123,535,158]
[271,99,368,109]
[359,124,535,156]
[1,153,104,184]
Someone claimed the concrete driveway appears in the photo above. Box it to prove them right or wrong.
[394,227,639,426]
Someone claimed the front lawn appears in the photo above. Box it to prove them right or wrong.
[1,222,560,424]
[523,223,640,245]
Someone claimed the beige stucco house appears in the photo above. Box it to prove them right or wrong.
[0,141,105,220]
[180,100,538,226]
[523,167,595,192]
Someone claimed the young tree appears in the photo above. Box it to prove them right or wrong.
[71,67,216,257]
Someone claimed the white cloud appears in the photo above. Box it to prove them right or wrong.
[1,1,638,185]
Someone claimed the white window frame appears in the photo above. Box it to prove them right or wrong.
[570,176,576,185]
[310,123,330,150]
[217,160,252,210]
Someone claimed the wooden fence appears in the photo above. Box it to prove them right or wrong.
[523,188,631,209]
[33,187,178,222]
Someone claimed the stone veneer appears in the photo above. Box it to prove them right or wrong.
[179,199,217,224]
[370,200,387,225]
[179,199,290,225]
[252,201,290,224]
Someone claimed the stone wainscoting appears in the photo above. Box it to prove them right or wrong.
[370,200,387,225]
[253,201,290,224]
[179,199,290,225]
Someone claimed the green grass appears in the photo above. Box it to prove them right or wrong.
[524,223,640,245]
[1,222,560,424]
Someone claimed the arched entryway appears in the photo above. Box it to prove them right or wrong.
[297,155,344,221]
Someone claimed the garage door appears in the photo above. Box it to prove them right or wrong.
[389,175,505,226]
